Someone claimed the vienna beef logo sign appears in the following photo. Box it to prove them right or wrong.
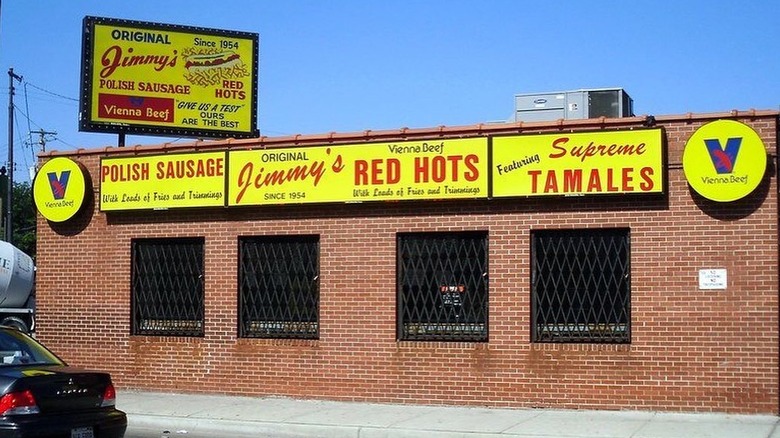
[492,129,664,197]
[47,170,70,200]
[683,120,766,202]
[33,157,88,223]
[705,138,741,174]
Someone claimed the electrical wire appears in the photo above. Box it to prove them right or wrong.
[23,83,33,149]
[13,106,32,182]
[51,137,77,149]
[0,76,76,183]
[12,106,33,183]
[10,103,46,181]
[12,79,73,154]
[23,82,78,102]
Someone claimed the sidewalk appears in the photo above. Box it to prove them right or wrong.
[119,391,780,438]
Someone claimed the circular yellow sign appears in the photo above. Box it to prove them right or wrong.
[682,120,766,202]
[33,157,88,222]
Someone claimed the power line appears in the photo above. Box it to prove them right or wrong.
[8,103,52,181]
[22,81,78,102]
[23,83,33,150]
[11,104,46,138]
[51,136,76,149]
[9,80,78,153]
[13,105,32,180]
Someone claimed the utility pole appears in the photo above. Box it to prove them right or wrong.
[6,68,22,244]
[30,129,56,153]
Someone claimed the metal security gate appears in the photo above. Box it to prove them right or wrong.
[239,236,319,339]
[131,238,205,337]
[397,232,488,342]
[531,229,630,343]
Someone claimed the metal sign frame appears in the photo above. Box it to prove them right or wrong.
[79,16,259,140]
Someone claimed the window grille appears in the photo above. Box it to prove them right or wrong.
[131,238,205,337]
[239,236,319,339]
[397,232,488,342]
[531,228,630,343]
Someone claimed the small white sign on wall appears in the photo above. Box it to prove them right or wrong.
[699,269,727,290]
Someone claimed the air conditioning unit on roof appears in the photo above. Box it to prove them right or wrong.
[514,88,634,123]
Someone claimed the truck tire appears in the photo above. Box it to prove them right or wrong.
[1,316,30,334]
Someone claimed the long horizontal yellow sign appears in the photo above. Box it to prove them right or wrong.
[97,130,666,212]
[100,152,226,211]
[492,129,664,197]
[228,138,488,205]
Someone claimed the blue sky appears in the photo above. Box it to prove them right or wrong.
[1,1,778,183]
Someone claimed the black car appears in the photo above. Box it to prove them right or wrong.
[0,327,126,438]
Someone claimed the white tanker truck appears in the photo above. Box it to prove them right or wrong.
[0,240,35,333]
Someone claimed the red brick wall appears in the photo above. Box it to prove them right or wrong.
[35,112,779,414]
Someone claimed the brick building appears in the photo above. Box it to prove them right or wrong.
[33,110,778,414]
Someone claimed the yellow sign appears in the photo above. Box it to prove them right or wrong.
[80,16,258,138]
[100,152,227,211]
[492,129,664,197]
[33,157,88,223]
[228,138,488,206]
[682,120,766,202]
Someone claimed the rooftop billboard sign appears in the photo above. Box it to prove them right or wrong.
[79,16,259,140]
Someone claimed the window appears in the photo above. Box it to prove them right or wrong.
[531,228,630,343]
[239,236,319,339]
[397,232,488,342]
[131,238,205,337]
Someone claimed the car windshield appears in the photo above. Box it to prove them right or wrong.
[0,329,64,366]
